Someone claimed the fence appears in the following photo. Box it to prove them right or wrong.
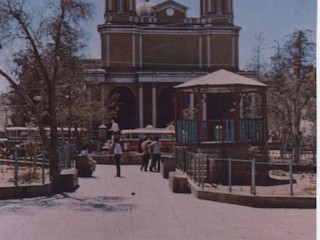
[58,144,77,170]
[0,147,49,187]
[175,147,316,197]
[176,119,265,144]
[0,144,77,187]
[269,149,316,164]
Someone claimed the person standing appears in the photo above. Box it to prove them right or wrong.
[149,137,161,172]
[109,120,120,143]
[113,137,123,177]
[140,138,152,171]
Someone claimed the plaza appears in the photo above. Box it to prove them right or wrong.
[0,165,316,240]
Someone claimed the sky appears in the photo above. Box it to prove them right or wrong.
[0,0,317,93]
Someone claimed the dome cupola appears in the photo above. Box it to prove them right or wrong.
[136,0,156,17]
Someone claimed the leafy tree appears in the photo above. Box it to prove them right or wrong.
[0,0,93,192]
[265,30,316,162]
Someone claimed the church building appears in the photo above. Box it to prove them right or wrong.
[85,0,241,130]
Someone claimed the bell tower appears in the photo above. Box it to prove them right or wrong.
[105,0,136,15]
[200,0,233,23]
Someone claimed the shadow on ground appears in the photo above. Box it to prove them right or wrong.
[0,193,135,215]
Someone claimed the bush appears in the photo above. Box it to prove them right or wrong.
[19,170,40,184]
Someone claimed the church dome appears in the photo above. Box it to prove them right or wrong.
[136,0,157,17]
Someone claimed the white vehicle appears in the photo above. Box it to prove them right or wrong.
[120,125,175,152]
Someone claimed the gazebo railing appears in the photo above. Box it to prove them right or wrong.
[177,118,265,144]
[239,119,264,143]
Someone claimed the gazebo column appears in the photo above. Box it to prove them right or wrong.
[202,94,208,141]
[174,90,178,127]
[189,93,194,119]
[174,90,178,143]
[152,84,156,126]
[234,91,240,143]
[138,85,144,127]
[261,89,268,143]
[180,91,184,119]
[175,90,185,144]
[202,94,207,121]
[196,91,202,144]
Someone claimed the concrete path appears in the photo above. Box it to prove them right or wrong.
[0,165,316,240]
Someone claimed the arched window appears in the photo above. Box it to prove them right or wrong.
[111,86,136,129]
[158,87,175,128]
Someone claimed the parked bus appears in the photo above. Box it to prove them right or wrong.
[120,125,175,152]
[5,126,88,145]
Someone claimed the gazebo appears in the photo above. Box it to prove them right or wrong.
[174,69,268,160]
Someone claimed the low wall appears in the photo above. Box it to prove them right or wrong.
[189,180,316,209]
[207,160,270,185]
[161,155,176,179]
[91,152,142,165]
[0,183,52,200]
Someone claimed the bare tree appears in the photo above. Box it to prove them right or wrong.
[0,0,92,192]
[265,30,316,163]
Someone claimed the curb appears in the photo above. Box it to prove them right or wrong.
[0,183,52,200]
[188,179,316,209]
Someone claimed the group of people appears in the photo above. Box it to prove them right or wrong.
[110,136,161,177]
[140,137,161,172]
[80,120,163,178]
[109,119,162,176]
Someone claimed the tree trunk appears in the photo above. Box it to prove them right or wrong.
[49,138,60,192]
[293,134,302,163]
[48,89,61,193]
[293,148,300,163]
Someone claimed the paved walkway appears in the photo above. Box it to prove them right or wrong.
[0,165,316,240]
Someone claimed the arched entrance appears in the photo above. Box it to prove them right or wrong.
[111,86,136,130]
[158,87,175,128]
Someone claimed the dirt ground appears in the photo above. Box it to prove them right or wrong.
[0,163,50,187]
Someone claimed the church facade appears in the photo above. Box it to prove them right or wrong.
[85,0,241,130]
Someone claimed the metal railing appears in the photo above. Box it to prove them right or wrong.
[176,119,265,145]
[269,149,316,164]
[175,147,316,197]
[0,144,78,187]
[58,144,77,170]
[0,146,49,187]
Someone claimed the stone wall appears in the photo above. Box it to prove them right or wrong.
[91,152,142,165]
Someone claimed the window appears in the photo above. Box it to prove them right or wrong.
[217,0,222,14]
[117,0,124,12]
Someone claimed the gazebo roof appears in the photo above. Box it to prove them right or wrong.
[174,69,267,93]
